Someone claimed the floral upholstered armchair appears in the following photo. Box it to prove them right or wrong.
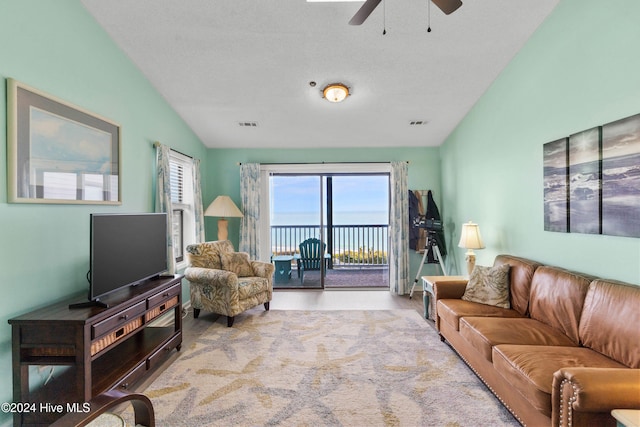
[184,240,274,327]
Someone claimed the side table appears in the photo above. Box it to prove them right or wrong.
[421,276,466,320]
[612,409,640,427]
[273,255,294,283]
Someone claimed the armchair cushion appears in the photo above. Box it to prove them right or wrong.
[220,252,254,277]
[462,264,511,308]
[186,240,234,269]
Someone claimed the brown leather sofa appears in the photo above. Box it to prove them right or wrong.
[433,254,640,427]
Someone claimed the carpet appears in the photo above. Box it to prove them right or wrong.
[144,310,519,426]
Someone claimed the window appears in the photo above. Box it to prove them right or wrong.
[38,171,118,202]
[172,209,184,262]
[259,163,392,289]
[169,151,196,267]
[170,162,184,203]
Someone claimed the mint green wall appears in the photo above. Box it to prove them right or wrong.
[0,0,207,418]
[205,146,445,275]
[440,0,640,284]
[2,0,638,422]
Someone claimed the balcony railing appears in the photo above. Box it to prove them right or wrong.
[271,224,388,267]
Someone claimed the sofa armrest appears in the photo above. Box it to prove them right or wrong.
[432,280,468,300]
[251,261,275,279]
[552,367,640,427]
[184,267,237,288]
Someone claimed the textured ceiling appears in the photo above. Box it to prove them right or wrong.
[81,0,559,149]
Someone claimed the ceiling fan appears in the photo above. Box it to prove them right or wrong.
[348,0,462,25]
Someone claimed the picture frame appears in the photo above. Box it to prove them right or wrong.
[7,78,121,204]
[543,137,569,232]
[542,112,640,238]
[568,127,601,235]
[601,113,640,238]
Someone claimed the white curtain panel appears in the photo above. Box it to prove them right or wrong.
[154,142,176,274]
[192,158,205,243]
[239,163,261,259]
[389,161,410,295]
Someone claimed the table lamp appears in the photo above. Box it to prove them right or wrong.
[458,221,485,276]
[204,195,243,240]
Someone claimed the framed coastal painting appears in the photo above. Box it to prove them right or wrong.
[568,127,601,235]
[543,138,569,232]
[6,78,121,204]
[601,113,640,238]
[543,113,640,238]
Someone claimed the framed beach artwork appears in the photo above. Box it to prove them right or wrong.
[601,113,640,238]
[568,127,601,235]
[543,138,569,232]
[6,78,121,204]
[543,112,640,238]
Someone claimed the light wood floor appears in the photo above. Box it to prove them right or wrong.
[271,288,424,311]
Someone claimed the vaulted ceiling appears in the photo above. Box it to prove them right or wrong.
[82,0,559,149]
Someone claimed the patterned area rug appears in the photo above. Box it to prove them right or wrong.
[144,310,519,426]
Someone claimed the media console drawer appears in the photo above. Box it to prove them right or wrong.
[147,332,182,371]
[117,360,147,391]
[147,282,181,309]
[92,300,146,339]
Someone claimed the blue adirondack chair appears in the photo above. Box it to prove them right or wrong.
[297,238,326,283]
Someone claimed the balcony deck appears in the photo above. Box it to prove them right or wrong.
[271,223,389,289]
[274,265,390,289]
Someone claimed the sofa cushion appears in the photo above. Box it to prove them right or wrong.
[462,264,511,308]
[528,266,594,345]
[580,279,640,368]
[220,251,254,277]
[492,344,626,417]
[437,299,523,332]
[493,255,542,316]
[459,317,577,362]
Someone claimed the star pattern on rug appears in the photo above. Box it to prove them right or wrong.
[145,310,520,426]
[181,314,283,362]
[197,355,273,408]
[251,343,366,426]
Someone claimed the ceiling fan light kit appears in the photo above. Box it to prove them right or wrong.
[323,83,350,103]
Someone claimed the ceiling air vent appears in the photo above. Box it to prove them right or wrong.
[409,120,428,126]
[238,122,258,127]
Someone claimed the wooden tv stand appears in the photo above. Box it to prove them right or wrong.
[9,275,183,426]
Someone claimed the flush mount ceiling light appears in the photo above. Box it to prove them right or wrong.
[322,83,349,103]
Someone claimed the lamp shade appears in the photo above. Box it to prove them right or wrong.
[204,196,243,218]
[458,221,485,249]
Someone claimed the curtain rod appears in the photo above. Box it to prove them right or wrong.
[154,141,193,159]
[171,148,193,159]
[236,161,409,165]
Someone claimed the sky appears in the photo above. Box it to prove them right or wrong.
[270,175,389,225]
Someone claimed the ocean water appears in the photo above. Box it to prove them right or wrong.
[271,210,389,226]
[270,209,390,261]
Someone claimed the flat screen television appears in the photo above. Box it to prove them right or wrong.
[71,213,168,309]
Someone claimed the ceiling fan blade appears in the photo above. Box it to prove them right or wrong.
[432,0,462,15]
[348,0,383,25]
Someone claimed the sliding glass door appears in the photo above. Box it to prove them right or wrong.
[265,165,390,290]
[270,174,325,289]
[328,175,389,289]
